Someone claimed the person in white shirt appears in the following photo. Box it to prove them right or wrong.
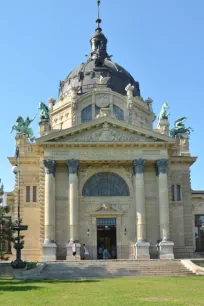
[72,241,77,259]
[82,244,89,260]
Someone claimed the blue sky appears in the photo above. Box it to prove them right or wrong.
[0,0,203,191]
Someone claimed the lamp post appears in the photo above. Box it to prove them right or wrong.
[11,147,28,269]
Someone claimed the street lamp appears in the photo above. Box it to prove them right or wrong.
[11,147,28,269]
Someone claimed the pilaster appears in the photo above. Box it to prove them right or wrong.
[66,160,81,259]
[42,159,57,261]
[156,159,174,259]
[133,159,150,259]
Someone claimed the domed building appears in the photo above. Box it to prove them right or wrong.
[8,2,204,262]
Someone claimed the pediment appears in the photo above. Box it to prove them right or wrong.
[89,204,123,216]
[36,117,175,144]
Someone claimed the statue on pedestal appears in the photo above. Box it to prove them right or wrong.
[10,116,36,141]
[125,83,134,109]
[38,102,49,120]
[170,117,193,138]
[158,103,170,121]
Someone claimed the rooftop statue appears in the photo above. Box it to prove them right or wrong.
[158,103,170,121]
[94,75,110,85]
[38,102,49,120]
[170,117,194,138]
[10,116,36,141]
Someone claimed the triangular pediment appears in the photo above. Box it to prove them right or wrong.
[36,117,175,145]
[89,204,124,216]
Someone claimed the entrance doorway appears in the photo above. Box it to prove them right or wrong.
[195,215,204,251]
[97,218,117,259]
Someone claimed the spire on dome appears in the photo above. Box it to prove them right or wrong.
[96,0,102,30]
[90,0,108,65]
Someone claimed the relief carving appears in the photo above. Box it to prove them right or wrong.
[95,94,110,108]
[59,123,153,142]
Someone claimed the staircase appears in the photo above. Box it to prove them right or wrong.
[41,260,195,279]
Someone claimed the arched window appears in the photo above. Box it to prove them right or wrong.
[81,105,92,123]
[95,105,101,117]
[113,105,124,120]
[82,172,130,196]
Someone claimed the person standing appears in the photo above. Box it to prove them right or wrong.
[82,244,89,260]
[103,248,110,260]
[72,241,77,259]
[98,246,103,260]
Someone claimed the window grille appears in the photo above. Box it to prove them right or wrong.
[82,172,130,196]
[81,105,92,123]
[96,218,116,226]
[33,186,37,202]
[26,186,30,203]
[176,185,181,201]
[113,105,124,120]
[171,185,175,201]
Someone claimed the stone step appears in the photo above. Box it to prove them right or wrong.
[40,260,195,279]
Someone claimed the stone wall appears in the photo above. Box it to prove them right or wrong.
[169,164,195,258]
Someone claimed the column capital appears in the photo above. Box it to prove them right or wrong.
[67,159,79,174]
[132,159,146,175]
[43,159,56,176]
[156,159,169,175]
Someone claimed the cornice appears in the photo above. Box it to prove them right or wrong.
[8,157,40,165]
[36,116,176,144]
[170,156,197,166]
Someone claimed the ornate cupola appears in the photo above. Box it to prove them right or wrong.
[58,0,141,98]
[90,0,108,65]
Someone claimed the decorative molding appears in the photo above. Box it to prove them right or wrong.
[132,159,146,175]
[43,159,56,176]
[156,159,169,175]
[53,124,157,143]
[95,93,110,108]
[67,159,79,174]
[89,204,124,216]
[56,196,68,201]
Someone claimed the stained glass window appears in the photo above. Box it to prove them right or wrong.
[82,172,130,196]
[81,105,92,123]
[113,105,124,120]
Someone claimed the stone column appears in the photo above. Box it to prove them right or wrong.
[133,159,150,259]
[156,159,174,259]
[66,159,81,259]
[42,159,57,261]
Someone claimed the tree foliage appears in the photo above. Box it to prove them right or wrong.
[0,179,14,261]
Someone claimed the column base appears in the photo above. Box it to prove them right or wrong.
[159,240,174,259]
[66,242,81,260]
[135,241,150,259]
[42,242,57,261]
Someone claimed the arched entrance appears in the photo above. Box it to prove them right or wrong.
[83,173,129,259]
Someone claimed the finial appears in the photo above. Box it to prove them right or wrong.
[96,0,102,29]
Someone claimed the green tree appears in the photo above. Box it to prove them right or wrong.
[0,180,14,261]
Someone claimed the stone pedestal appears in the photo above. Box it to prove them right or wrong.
[66,242,81,260]
[42,243,57,261]
[39,119,50,136]
[158,241,174,259]
[135,241,150,259]
[157,118,170,136]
